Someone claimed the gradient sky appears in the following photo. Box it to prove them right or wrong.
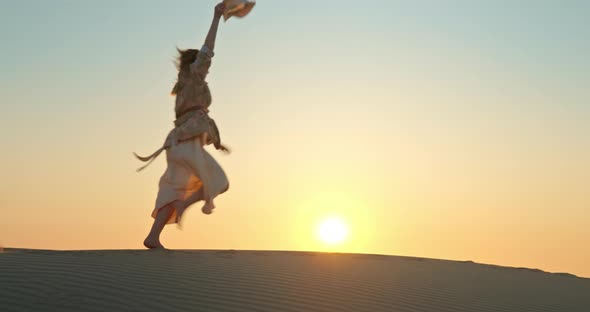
[1,0,589,277]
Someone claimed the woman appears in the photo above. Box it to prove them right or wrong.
[136,2,230,249]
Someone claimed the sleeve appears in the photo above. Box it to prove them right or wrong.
[189,45,215,79]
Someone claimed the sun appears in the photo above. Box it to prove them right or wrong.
[317,218,349,245]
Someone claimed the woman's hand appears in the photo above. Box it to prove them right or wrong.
[214,2,226,19]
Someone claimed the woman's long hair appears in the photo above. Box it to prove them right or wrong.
[171,48,199,95]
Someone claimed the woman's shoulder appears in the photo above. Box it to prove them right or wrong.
[189,45,214,78]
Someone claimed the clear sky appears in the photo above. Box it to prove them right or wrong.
[1,0,589,277]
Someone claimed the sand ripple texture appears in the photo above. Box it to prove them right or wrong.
[1,249,589,312]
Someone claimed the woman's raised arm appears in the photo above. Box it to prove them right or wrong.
[203,2,225,51]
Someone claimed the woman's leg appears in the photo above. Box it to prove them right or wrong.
[181,188,205,209]
[167,188,206,224]
[144,203,175,249]
[184,138,216,214]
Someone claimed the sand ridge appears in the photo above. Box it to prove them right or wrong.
[1,249,589,312]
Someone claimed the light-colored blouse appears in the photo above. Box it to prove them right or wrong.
[174,45,214,117]
[171,45,218,144]
[134,45,222,172]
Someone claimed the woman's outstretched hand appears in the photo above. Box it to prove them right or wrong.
[214,2,226,19]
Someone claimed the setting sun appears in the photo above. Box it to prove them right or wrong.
[317,218,349,245]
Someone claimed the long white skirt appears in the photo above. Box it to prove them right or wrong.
[153,137,229,224]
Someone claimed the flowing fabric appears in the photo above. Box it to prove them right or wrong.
[153,137,229,224]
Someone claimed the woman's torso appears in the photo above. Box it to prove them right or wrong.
[174,77,212,118]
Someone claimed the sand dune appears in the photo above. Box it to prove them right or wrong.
[1,249,588,312]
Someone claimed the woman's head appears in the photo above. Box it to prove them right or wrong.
[172,48,199,95]
[175,48,199,71]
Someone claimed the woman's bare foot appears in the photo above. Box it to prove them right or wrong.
[201,200,216,215]
[143,237,165,249]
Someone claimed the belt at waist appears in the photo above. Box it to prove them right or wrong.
[176,106,208,119]
[134,109,222,172]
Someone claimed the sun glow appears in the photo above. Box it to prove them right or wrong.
[317,218,349,245]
